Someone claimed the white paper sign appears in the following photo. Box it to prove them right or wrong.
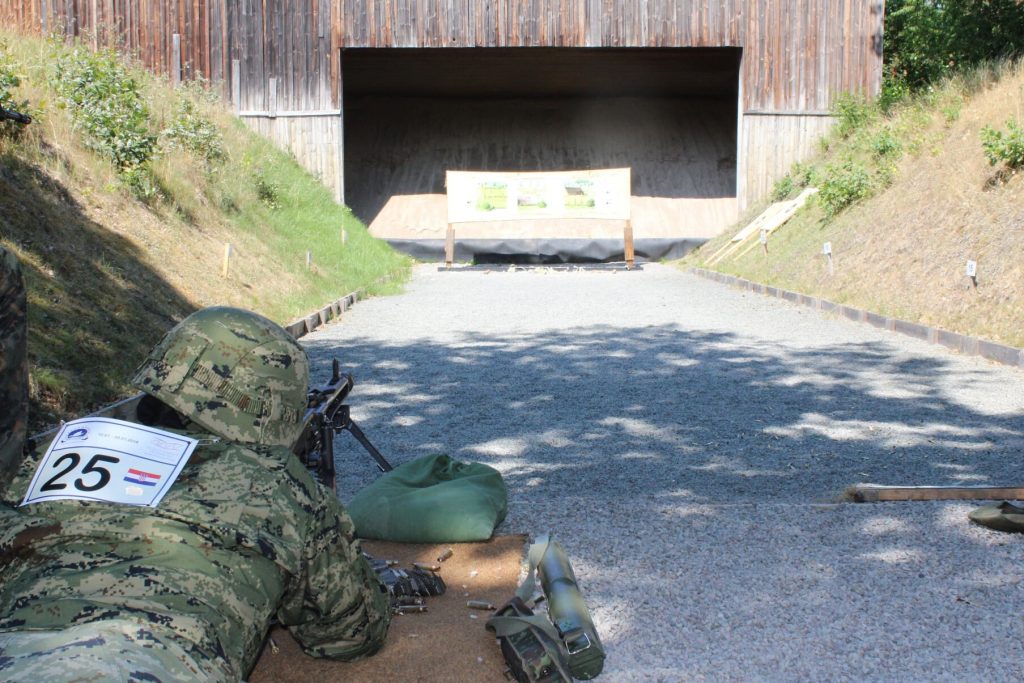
[965,260,977,277]
[759,229,768,244]
[446,168,631,223]
[823,242,833,255]
[21,418,198,508]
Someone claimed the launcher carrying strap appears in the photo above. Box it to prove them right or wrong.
[487,597,574,683]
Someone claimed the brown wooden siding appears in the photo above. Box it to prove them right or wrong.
[0,0,884,209]
[340,0,883,113]
[4,0,883,113]
[1,0,336,112]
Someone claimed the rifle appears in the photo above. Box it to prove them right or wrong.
[0,105,31,125]
[293,358,393,491]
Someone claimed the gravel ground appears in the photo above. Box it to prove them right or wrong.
[302,263,1024,681]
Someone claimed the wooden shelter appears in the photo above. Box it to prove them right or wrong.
[1,1,885,256]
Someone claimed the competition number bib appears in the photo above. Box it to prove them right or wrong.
[21,417,198,508]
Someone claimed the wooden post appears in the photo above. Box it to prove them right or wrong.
[623,221,635,269]
[171,34,181,87]
[221,243,232,277]
[445,224,455,269]
[231,60,241,114]
[268,78,278,119]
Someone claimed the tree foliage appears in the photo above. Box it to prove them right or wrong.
[885,0,1024,90]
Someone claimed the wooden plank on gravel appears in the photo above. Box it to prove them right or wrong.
[846,485,1024,503]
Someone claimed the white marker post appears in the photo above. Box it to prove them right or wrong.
[965,260,977,288]
[759,228,768,255]
[823,242,834,276]
[221,243,232,277]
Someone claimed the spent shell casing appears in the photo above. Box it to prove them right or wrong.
[394,604,428,614]
[437,547,454,562]
[413,562,441,572]
[394,596,425,606]
[467,600,496,610]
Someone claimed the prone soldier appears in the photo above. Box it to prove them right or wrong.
[0,306,393,681]
[0,245,27,493]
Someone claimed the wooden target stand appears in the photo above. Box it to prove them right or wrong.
[444,219,636,270]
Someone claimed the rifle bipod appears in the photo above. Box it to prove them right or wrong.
[331,405,394,474]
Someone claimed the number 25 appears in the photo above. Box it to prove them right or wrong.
[40,453,120,492]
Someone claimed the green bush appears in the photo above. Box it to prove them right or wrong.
[0,43,30,138]
[885,0,1024,92]
[163,95,225,166]
[50,45,157,178]
[771,174,795,201]
[981,118,1024,169]
[818,160,872,217]
[831,93,875,139]
[791,161,818,188]
[253,167,281,209]
[871,129,903,160]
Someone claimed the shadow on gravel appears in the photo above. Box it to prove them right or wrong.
[306,324,1024,668]
[305,324,1023,506]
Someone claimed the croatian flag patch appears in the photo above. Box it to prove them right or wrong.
[124,468,162,486]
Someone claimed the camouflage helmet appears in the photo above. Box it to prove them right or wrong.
[131,306,309,447]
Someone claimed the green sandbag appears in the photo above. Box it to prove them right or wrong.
[968,501,1024,533]
[346,454,508,543]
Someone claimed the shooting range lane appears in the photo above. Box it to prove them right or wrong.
[301,264,1024,680]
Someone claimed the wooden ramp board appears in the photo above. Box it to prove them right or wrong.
[845,485,1024,503]
[249,535,527,683]
[706,188,817,265]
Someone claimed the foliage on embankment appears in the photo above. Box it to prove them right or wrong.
[0,33,410,430]
[689,60,1024,349]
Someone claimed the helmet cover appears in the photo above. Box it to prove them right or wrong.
[131,306,309,447]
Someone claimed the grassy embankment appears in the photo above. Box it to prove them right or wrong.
[687,61,1024,349]
[0,32,410,431]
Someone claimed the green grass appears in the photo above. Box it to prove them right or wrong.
[686,59,1024,349]
[0,32,410,430]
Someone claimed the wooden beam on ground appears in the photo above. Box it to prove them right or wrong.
[845,485,1024,503]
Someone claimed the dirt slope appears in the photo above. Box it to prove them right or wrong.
[692,64,1024,348]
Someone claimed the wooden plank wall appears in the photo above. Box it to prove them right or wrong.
[0,0,884,207]
[739,114,835,207]
[340,0,885,113]
[0,0,335,112]
[3,0,885,119]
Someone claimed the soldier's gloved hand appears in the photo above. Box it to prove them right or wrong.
[364,553,446,602]
[377,566,447,600]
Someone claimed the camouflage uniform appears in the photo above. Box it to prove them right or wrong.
[0,246,27,494]
[0,307,392,681]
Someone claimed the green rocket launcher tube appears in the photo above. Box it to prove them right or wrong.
[531,536,605,679]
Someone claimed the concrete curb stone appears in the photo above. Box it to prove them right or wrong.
[690,267,1023,370]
